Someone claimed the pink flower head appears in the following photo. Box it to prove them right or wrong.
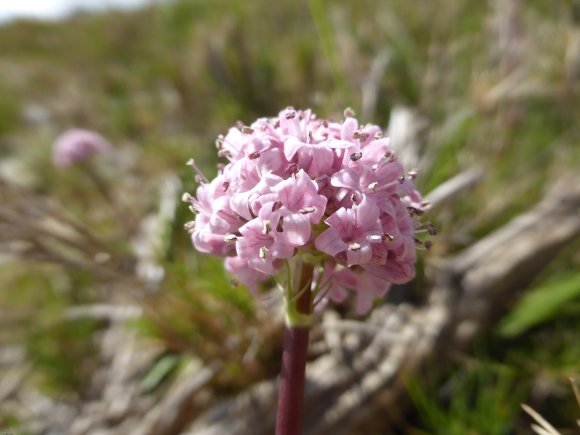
[52,129,111,167]
[185,108,429,314]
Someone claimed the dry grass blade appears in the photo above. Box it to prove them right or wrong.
[522,404,561,435]
[570,377,580,428]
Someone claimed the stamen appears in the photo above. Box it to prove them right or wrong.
[367,235,383,243]
[248,151,261,160]
[374,131,383,139]
[348,242,361,251]
[398,176,405,184]
[407,207,424,217]
[224,234,237,242]
[350,152,363,161]
[241,126,254,134]
[382,233,395,242]
[374,179,400,192]
[181,192,193,203]
[408,169,419,179]
[272,201,282,212]
[299,206,315,214]
[367,181,379,191]
[217,149,232,158]
[427,223,437,236]
[186,159,209,183]
[322,120,329,128]
[188,205,200,214]
[259,246,269,259]
[383,150,396,163]
[344,107,356,118]
[215,138,224,149]
[184,221,195,234]
[307,130,313,143]
[352,131,369,141]
[424,241,433,250]
[223,181,230,192]
[285,110,296,120]
[262,219,272,235]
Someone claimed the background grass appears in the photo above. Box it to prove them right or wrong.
[0,0,579,433]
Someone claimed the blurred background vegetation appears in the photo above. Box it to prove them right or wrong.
[0,0,579,433]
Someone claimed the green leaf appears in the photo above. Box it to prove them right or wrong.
[499,274,580,338]
[139,353,180,394]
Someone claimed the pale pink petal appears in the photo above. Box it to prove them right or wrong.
[315,228,347,256]
[280,213,311,247]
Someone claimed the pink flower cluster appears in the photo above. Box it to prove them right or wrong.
[185,108,430,314]
[52,129,111,167]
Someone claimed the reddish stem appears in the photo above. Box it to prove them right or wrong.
[275,265,313,435]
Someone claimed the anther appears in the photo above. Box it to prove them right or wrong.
[348,242,361,251]
[407,207,424,217]
[188,205,199,214]
[285,110,296,120]
[223,181,230,192]
[262,220,272,235]
[248,151,261,160]
[218,149,232,158]
[224,234,238,242]
[299,207,315,214]
[272,201,282,212]
[181,192,193,203]
[426,223,437,236]
[424,240,433,250]
[344,107,356,118]
[215,138,224,149]
[408,169,419,179]
[322,120,329,128]
[184,221,195,234]
[259,246,269,259]
[352,131,369,141]
[350,152,363,161]
[242,126,254,134]
[374,131,383,139]
[382,233,395,242]
[398,176,405,184]
[367,181,379,191]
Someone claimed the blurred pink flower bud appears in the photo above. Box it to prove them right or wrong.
[52,128,111,167]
